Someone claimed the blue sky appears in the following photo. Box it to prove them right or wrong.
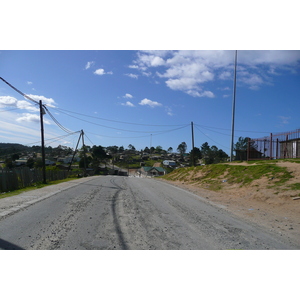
[1,50,300,154]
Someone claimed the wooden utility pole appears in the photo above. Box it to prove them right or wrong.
[68,131,82,173]
[39,100,47,184]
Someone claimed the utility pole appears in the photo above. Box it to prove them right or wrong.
[191,121,195,166]
[68,131,82,173]
[39,100,47,184]
[0,77,47,182]
[230,50,238,162]
[81,130,87,176]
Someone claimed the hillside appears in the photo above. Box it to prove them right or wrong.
[160,159,300,245]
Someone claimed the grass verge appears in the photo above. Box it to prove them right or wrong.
[161,162,294,191]
[0,177,79,199]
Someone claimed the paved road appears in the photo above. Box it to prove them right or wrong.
[0,176,298,250]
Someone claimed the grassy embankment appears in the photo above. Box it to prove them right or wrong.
[161,159,300,195]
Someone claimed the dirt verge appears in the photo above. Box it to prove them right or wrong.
[159,161,300,246]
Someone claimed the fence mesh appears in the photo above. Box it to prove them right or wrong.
[246,129,300,160]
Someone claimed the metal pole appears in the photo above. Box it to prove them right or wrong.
[230,50,238,162]
[191,121,195,166]
[39,100,47,184]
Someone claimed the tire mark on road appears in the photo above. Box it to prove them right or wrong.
[110,177,128,250]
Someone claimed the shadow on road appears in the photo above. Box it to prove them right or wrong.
[0,238,24,250]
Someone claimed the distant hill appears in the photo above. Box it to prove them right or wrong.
[0,143,39,158]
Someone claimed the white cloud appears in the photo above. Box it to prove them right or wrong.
[165,106,174,116]
[17,100,39,112]
[151,56,165,67]
[139,98,162,108]
[16,113,50,124]
[27,94,56,107]
[125,73,139,79]
[121,101,135,107]
[131,50,300,97]
[166,77,199,91]
[142,71,152,77]
[27,81,33,85]
[278,116,291,125]
[94,68,105,75]
[0,95,17,106]
[186,90,215,98]
[0,95,39,111]
[85,61,95,69]
[123,93,133,98]
[94,68,113,75]
[219,71,232,80]
[128,65,139,69]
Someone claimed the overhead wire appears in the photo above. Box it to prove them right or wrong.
[194,123,271,134]
[44,106,75,134]
[83,132,94,146]
[53,107,187,127]
[0,77,39,105]
[53,107,189,134]
[85,124,190,140]
[194,125,230,150]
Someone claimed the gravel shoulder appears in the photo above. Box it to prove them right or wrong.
[158,174,300,246]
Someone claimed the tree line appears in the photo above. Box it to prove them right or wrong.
[1,139,237,169]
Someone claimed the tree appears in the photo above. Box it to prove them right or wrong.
[4,158,14,169]
[190,147,202,166]
[106,146,119,154]
[177,142,187,159]
[234,137,257,160]
[155,146,163,154]
[143,147,150,153]
[11,153,20,161]
[234,137,249,151]
[128,144,136,151]
[26,158,35,168]
[34,158,44,169]
[201,142,228,164]
[167,147,173,154]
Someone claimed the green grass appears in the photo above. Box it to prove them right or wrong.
[288,183,300,190]
[0,177,79,199]
[161,161,294,190]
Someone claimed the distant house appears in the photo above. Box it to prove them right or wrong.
[163,160,177,167]
[280,138,300,159]
[15,158,28,166]
[140,166,166,177]
[45,159,56,166]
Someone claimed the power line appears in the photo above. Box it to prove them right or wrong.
[0,77,39,105]
[85,124,190,140]
[44,107,74,134]
[194,123,271,134]
[53,107,189,134]
[53,107,186,127]
[194,125,230,150]
[83,132,94,146]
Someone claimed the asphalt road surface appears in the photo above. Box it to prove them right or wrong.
[0,175,298,250]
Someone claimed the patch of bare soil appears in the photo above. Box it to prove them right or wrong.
[160,162,300,246]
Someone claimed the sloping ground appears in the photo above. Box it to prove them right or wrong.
[160,159,300,246]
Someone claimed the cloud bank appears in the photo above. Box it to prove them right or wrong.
[130,50,300,97]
